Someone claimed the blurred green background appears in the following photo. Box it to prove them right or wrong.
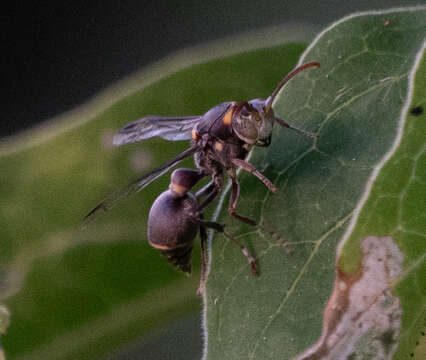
[1,1,424,359]
[0,42,306,360]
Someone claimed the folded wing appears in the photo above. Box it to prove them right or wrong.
[82,144,201,227]
[113,115,202,146]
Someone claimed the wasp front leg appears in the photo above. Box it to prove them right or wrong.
[231,158,277,193]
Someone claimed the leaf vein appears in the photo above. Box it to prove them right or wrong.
[248,211,353,359]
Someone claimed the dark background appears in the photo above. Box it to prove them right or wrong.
[2,0,423,138]
[1,1,424,359]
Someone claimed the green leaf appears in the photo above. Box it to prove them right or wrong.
[340,38,426,360]
[204,7,426,360]
[0,27,312,359]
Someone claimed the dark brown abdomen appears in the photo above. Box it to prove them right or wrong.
[147,190,198,274]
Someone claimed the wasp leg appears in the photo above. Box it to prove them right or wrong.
[194,218,258,276]
[195,172,223,213]
[228,170,257,226]
[196,221,208,296]
[196,186,219,213]
[231,158,277,193]
[195,180,215,202]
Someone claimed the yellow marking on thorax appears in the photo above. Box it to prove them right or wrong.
[192,128,199,140]
[214,141,224,151]
[222,107,234,125]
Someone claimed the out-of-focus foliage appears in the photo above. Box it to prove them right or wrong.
[0,43,305,359]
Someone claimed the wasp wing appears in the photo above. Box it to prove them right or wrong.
[113,115,202,146]
[82,144,200,227]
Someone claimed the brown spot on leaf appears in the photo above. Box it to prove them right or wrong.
[294,236,403,360]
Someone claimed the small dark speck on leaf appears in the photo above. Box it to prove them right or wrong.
[347,352,356,360]
[410,106,423,116]
[379,330,395,355]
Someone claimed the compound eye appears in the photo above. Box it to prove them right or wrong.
[237,102,254,117]
[240,107,249,116]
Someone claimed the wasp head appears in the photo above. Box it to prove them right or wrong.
[232,62,321,147]
[232,99,274,147]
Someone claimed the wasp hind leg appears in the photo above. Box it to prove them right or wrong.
[196,221,208,296]
[194,218,258,294]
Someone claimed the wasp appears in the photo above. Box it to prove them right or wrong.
[84,62,320,294]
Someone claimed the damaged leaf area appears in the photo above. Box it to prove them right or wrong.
[338,41,426,358]
[295,236,404,360]
[204,8,426,360]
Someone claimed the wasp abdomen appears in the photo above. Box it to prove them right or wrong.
[156,243,194,274]
[148,190,198,273]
